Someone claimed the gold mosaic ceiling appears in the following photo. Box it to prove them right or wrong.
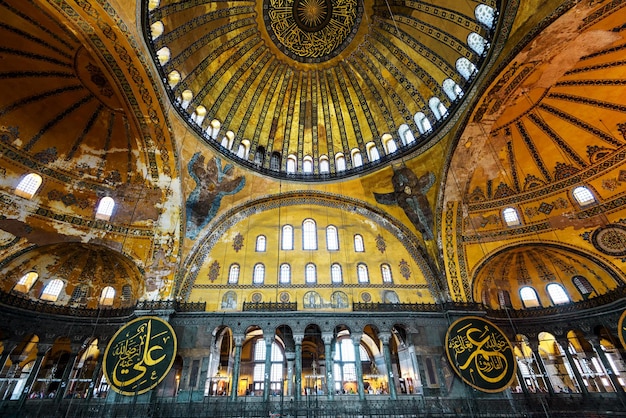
[145,0,505,180]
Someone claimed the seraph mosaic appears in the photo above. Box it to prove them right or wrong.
[185,153,245,239]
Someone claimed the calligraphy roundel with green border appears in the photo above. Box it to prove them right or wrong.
[618,310,626,349]
[103,316,177,396]
[445,316,517,393]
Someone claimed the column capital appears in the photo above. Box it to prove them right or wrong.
[378,332,392,344]
[321,333,334,344]
[233,335,245,346]
[264,335,274,345]
[293,334,304,345]
[350,333,362,344]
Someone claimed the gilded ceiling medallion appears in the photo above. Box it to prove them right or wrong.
[264,0,362,62]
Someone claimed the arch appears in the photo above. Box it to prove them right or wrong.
[467,32,487,55]
[442,78,463,101]
[498,290,512,308]
[335,153,346,171]
[156,46,170,65]
[282,224,294,250]
[475,4,496,29]
[354,234,364,252]
[366,142,380,161]
[456,57,477,80]
[326,225,339,250]
[319,155,330,173]
[206,119,221,139]
[357,263,369,283]
[99,286,115,306]
[15,173,42,199]
[253,263,265,284]
[167,70,181,88]
[502,207,521,226]
[41,279,64,302]
[305,263,317,284]
[192,105,207,125]
[428,97,447,120]
[228,263,240,284]
[546,283,569,305]
[286,154,297,173]
[519,286,540,308]
[14,272,38,293]
[237,139,250,159]
[303,155,313,173]
[331,291,349,308]
[303,291,321,308]
[95,196,115,221]
[302,218,317,250]
[381,264,393,283]
[279,263,291,284]
[572,185,596,206]
[414,112,432,134]
[572,275,594,298]
[331,263,343,284]
[221,130,235,150]
[180,89,193,109]
[270,152,282,171]
[351,148,363,167]
[398,124,415,145]
[255,235,266,252]
[381,133,397,154]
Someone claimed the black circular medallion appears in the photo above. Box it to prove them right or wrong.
[591,224,626,257]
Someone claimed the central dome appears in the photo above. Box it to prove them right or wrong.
[144,0,505,181]
[264,0,362,62]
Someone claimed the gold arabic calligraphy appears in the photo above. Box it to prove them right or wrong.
[448,323,511,385]
[106,318,175,394]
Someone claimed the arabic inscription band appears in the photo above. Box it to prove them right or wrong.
[445,316,516,393]
[103,316,177,396]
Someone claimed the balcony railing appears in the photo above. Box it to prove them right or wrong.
[243,301,297,311]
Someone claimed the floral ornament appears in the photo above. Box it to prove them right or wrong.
[208,260,220,282]
[399,259,411,280]
[233,233,244,252]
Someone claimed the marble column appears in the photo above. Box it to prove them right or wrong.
[529,341,554,395]
[18,344,48,405]
[351,333,365,401]
[285,352,295,397]
[56,350,78,401]
[558,337,588,395]
[589,337,625,395]
[322,332,334,400]
[379,332,397,400]
[294,334,303,401]
[229,335,244,401]
[263,335,273,401]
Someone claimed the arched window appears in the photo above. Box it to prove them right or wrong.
[96,197,115,221]
[354,234,364,252]
[429,97,447,120]
[319,155,330,173]
[150,21,164,40]
[256,235,266,252]
[228,264,240,284]
[282,225,294,250]
[206,119,221,139]
[167,70,181,88]
[498,290,512,308]
[351,149,363,167]
[286,154,297,173]
[547,283,570,305]
[335,153,346,171]
[41,279,64,302]
[382,133,397,154]
[305,263,317,284]
[15,173,42,199]
[414,112,432,134]
[442,78,463,101]
[302,219,317,250]
[572,275,594,298]
[467,32,487,55]
[156,46,170,65]
[14,272,38,293]
[357,263,369,283]
[366,142,380,161]
[475,4,496,29]
[70,284,89,304]
[279,263,291,284]
[192,105,207,125]
[572,186,596,206]
[520,286,540,308]
[253,263,265,285]
[381,264,393,283]
[254,146,265,166]
[99,286,115,306]
[221,131,235,150]
[179,89,193,109]
[456,57,477,80]
[303,155,313,173]
[331,263,343,284]
[326,225,339,251]
[502,207,521,226]
[121,284,132,302]
[398,124,415,145]
[270,152,281,171]
[252,340,284,394]
[333,338,369,392]
[237,140,250,159]
[148,0,160,12]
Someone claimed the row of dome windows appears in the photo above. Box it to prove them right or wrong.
[148,2,496,174]
[501,186,597,227]
[226,262,394,285]
[13,173,115,221]
[12,272,129,306]
[488,276,595,309]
